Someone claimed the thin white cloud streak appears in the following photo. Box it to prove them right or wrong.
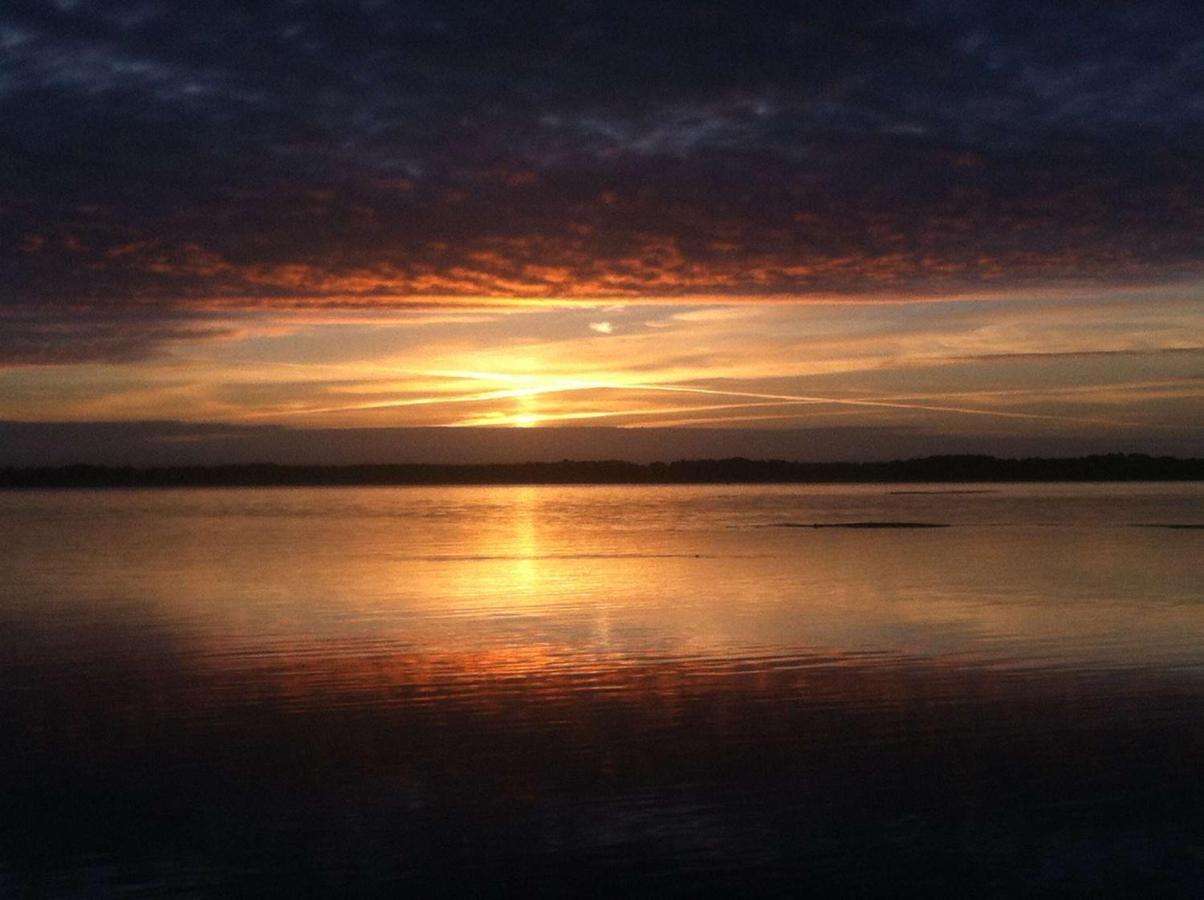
[271,369,1149,429]
[450,399,844,427]
[619,410,874,428]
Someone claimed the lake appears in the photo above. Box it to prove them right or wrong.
[1,483,1201,896]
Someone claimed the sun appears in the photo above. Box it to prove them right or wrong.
[511,413,543,428]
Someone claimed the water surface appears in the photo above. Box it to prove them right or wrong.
[2,483,1201,896]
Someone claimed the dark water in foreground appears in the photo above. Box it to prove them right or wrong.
[1,483,1201,897]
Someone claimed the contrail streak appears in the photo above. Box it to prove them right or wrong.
[450,400,840,427]
[251,367,1145,428]
[427,370,1130,427]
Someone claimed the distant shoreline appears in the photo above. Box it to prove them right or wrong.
[2,454,1200,488]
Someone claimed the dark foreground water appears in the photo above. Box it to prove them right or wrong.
[1,483,1201,897]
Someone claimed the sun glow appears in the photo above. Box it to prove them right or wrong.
[415,369,1141,430]
[13,287,1197,442]
[230,362,1167,431]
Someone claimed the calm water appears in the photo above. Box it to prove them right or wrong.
[1,483,1201,897]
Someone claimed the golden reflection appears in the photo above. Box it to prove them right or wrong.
[51,485,1201,672]
[507,486,541,591]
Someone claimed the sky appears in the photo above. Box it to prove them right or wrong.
[1,0,1201,462]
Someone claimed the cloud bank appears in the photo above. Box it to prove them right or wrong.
[2,1,1203,361]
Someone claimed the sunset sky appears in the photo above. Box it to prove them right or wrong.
[1,1,1201,461]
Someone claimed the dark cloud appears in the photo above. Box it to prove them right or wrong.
[0,304,234,365]
[2,0,1202,354]
[2,420,1198,467]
